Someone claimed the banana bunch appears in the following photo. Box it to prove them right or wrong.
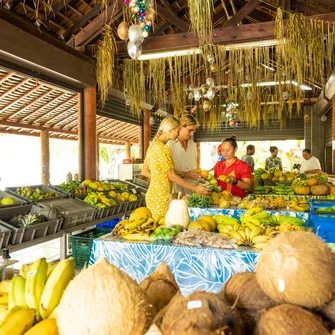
[84,192,117,209]
[219,223,277,250]
[276,223,306,232]
[288,199,309,212]
[240,208,271,229]
[212,215,240,226]
[113,217,157,241]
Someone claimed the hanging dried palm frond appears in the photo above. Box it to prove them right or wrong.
[188,0,213,45]
[96,26,117,104]
[148,58,166,108]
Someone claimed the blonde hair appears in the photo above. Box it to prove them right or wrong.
[152,116,181,142]
[179,114,200,127]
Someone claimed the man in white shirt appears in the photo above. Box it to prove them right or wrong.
[299,149,322,175]
[166,114,200,195]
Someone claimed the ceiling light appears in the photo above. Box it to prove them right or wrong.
[261,64,275,71]
[291,81,313,91]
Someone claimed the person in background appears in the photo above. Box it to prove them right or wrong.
[217,144,225,162]
[214,135,252,198]
[142,116,209,221]
[166,114,200,195]
[299,149,322,175]
[265,146,283,171]
[241,144,255,172]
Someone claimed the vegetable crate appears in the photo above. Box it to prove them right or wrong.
[70,228,112,268]
[0,190,27,209]
[309,200,335,242]
[0,205,63,245]
[38,198,97,229]
[6,185,65,203]
[133,176,149,189]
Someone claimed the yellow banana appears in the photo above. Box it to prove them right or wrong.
[245,222,257,230]
[252,212,270,220]
[0,304,7,312]
[236,239,244,246]
[253,243,269,250]
[0,280,11,293]
[230,231,243,241]
[8,275,28,309]
[25,258,48,320]
[218,226,232,234]
[0,292,8,305]
[19,263,31,279]
[219,233,230,238]
[244,227,251,240]
[40,257,76,320]
[46,261,59,280]
[252,235,272,244]
[0,308,35,335]
[24,317,58,335]
[265,227,276,236]
[233,224,241,231]
[238,229,246,240]
[122,233,150,241]
[0,307,19,327]
[249,227,263,240]
[242,217,261,227]
[47,305,59,319]
[244,207,263,216]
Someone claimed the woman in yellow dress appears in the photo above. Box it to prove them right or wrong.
[142,116,210,220]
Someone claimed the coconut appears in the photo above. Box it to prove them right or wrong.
[255,304,330,335]
[221,272,276,334]
[160,291,243,335]
[256,231,335,308]
[140,262,180,312]
[57,258,155,335]
[321,297,335,327]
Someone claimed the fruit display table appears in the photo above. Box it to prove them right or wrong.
[89,239,258,296]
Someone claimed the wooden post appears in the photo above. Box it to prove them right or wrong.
[96,136,100,179]
[143,110,151,157]
[40,129,50,185]
[77,93,84,180]
[195,142,201,168]
[138,125,143,160]
[332,98,335,174]
[125,141,131,160]
[83,87,97,180]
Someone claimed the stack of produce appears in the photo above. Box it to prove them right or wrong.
[14,187,61,201]
[149,225,182,242]
[272,183,294,195]
[187,193,212,208]
[256,168,296,182]
[108,190,138,202]
[83,192,117,209]
[253,185,273,194]
[56,182,86,196]
[82,179,128,192]
[0,196,16,206]
[293,175,330,196]
[0,257,75,334]
[210,190,241,208]
[288,198,310,212]
[239,196,287,210]
[112,207,157,241]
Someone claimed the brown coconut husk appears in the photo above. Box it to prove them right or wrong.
[57,258,156,335]
[221,272,276,334]
[255,304,330,335]
[256,231,335,309]
[160,291,243,335]
[321,297,335,327]
[140,262,180,312]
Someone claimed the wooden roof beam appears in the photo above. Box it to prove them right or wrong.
[100,123,130,136]
[52,113,77,127]
[291,0,322,15]
[156,4,188,32]
[38,0,72,24]
[116,12,335,55]
[0,71,15,84]
[44,103,78,127]
[318,0,335,8]
[4,89,53,120]
[72,0,124,47]
[0,78,31,100]
[4,0,21,10]
[223,0,261,27]
[19,93,66,122]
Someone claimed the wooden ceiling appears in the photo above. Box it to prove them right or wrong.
[0,67,139,144]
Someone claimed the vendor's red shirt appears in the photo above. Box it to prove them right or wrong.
[214,158,252,198]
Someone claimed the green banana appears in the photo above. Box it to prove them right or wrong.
[25,258,48,320]
[8,276,28,309]
[39,257,76,320]
[253,212,270,220]
[212,215,239,225]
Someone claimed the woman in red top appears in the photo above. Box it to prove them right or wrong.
[214,136,252,198]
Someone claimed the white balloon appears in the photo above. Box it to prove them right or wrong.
[128,25,144,47]
[194,89,202,101]
[188,92,194,100]
[207,88,215,101]
[143,31,149,38]
[206,77,215,88]
[127,41,142,60]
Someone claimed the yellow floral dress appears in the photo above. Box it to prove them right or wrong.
[144,141,174,221]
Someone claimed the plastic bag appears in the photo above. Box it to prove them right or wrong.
[150,225,182,242]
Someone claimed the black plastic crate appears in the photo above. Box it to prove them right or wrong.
[0,190,27,209]
[70,228,112,268]
[0,205,62,245]
[6,185,65,203]
[38,198,97,229]
[133,176,149,189]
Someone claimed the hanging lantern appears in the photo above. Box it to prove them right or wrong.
[128,24,144,46]
[117,21,129,40]
[127,41,142,59]
[206,88,215,101]
[304,114,310,123]
[194,89,202,101]
[210,64,217,73]
[206,77,215,88]
[203,100,212,112]
[188,92,194,100]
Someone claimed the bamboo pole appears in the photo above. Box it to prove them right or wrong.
[138,125,143,160]
[332,98,335,174]
[143,110,151,158]
[40,129,50,185]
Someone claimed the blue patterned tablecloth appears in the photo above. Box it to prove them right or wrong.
[90,239,258,296]
[189,207,311,223]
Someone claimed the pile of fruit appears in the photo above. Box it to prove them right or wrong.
[149,225,182,242]
[253,185,273,194]
[0,257,75,334]
[187,193,212,208]
[287,198,310,212]
[113,207,157,240]
[239,196,287,210]
[108,190,138,202]
[56,182,86,196]
[14,187,61,201]
[82,179,128,192]
[293,176,330,196]
[0,196,16,206]
[83,191,117,209]
[255,168,296,182]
